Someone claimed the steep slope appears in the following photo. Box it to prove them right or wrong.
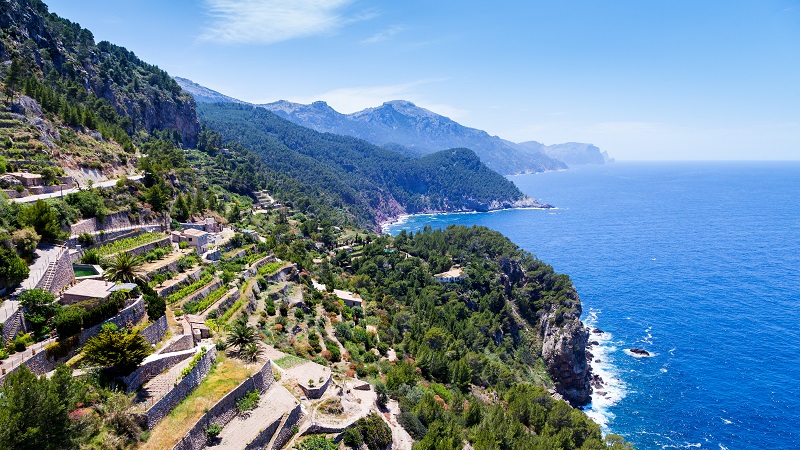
[173,77,244,105]
[261,99,567,175]
[197,103,546,228]
[0,0,199,147]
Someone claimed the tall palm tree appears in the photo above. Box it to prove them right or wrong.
[104,252,145,283]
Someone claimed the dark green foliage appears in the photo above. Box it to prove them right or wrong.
[18,200,63,242]
[82,324,152,375]
[0,365,83,450]
[295,435,339,450]
[53,306,83,337]
[65,189,107,222]
[235,389,260,413]
[342,427,363,448]
[18,288,57,329]
[226,318,258,352]
[103,252,144,283]
[0,245,29,289]
[144,293,166,319]
[354,413,392,450]
[197,103,525,228]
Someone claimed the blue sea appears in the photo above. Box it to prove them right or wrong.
[385,161,800,450]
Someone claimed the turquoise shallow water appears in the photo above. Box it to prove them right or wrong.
[386,161,800,450]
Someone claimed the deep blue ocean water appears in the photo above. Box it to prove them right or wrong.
[385,161,800,450]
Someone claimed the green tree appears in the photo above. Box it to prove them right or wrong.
[294,435,338,450]
[171,192,190,222]
[354,413,392,450]
[82,324,152,374]
[65,189,107,222]
[4,58,22,100]
[0,365,78,450]
[226,319,258,353]
[103,252,144,283]
[18,200,63,242]
[12,227,40,258]
[146,183,168,213]
[18,288,57,329]
[0,246,29,288]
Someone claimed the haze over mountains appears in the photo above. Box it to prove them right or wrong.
[176,78,611,175]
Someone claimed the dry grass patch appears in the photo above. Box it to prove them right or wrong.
[139,354,253,450]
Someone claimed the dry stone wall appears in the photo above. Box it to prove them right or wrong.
[157,268,203,298]
[78,296,145,347]
[140,315,168,345]
[271,403,304,450]
[158,334,194,354]
[181,279,223,306]
[123,347,196,393]
[144,347,217,429]
[172,360,274,450]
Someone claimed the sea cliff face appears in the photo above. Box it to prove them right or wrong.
[539,293,593,406]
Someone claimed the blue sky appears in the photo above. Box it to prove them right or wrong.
[45,0,800,160]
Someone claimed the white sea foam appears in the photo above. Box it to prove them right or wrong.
[583,309,627,433]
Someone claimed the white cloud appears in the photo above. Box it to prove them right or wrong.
[200,0,368,44]
[360,25,406,44]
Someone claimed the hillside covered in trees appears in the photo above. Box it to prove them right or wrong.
[198,103,545,229]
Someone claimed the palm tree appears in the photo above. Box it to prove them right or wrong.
[104,252,145,283]
[226,318,258,353]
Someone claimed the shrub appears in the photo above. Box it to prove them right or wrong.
[236,390,260,413]
[77,232,95,246]
[354,413,392,450]
[11,227,39,258]
[179,241,189,249]
[80,248,101,264]
[144,294,166,319]
[54,306,83,337]
[342,427,363,448]
[205,423,222,440]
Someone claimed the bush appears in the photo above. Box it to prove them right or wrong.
[144,294,166,319]
[355,413,392,450]
[54,306,83,337]
[342,427,363,448]
[236,390,260,413]
[65,190,108,222]
[179,241,189,249]
[12,227,39,258]
[205,423,222,440]
[80,248,101,264]
[77,232,95,246]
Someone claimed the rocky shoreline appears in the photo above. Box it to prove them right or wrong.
[379,197,554,233]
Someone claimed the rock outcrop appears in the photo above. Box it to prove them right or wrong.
[539,299,592,406]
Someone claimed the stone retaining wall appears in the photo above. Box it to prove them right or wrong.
[213,288,240,317]
[299,374,332,399]
[2,307,23,344]
[121,237,172,258]
[264,265,295,284]
[271,403,304,450]
[244,416,283,450]
[69,211,159,236]
[141,315,168,345]
[78,296,145,347]
[172,360,274,450]
[1,297,145,382]
[157,268,203,298]
[35,247,74,295]
[123,348,196,393]
[144,347,216,429]
[158,334,194,354]
[181,279,223,307]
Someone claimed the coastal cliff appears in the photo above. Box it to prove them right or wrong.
[539,302,592,406]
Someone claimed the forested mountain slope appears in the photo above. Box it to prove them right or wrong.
[198,103,546,229]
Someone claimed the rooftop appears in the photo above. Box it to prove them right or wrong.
[183,228,209,237]
[62,279,115,298]
[333,289,362,302]
[435,266,465,278]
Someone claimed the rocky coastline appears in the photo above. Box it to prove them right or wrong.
[378,196,554,233]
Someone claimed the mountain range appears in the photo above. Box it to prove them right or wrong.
[175,78,611,175]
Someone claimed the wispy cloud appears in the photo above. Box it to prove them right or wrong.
[200,0,370,44]
[360,25,406,44]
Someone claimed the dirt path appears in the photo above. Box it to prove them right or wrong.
[384,400,414,450]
